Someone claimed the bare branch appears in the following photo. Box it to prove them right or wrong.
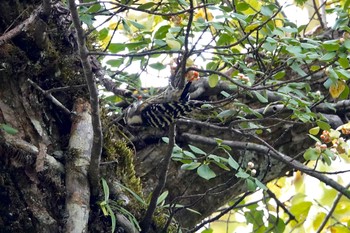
[140,124,176,233]
[0,5,42,45]
[68,0,103,197]
[27,79,72,115]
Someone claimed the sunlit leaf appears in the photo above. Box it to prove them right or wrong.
[329,80,346,98]
[338,57,350,68]
[303,148,320,160]
[322,39,340,51]
[166,39,181,50]
[208,74,219,87]
[309,126,320,135]
[156,190,168,206]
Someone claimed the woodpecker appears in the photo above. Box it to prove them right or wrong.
[124,71,200,128]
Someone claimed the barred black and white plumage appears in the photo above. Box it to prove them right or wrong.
[125,100,200,128]
[124,73,200,128]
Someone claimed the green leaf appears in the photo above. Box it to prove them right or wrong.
[156,190,168,206]
[98,28,109,40]
[236,170,250,179]
[338,57,349,68]
[290,201,312,223]
[106,204,116,233]
[322,149,334,165]
[322,40,340,51]
[137,2,155,10]
[212,160,230,171]
[217,109,235,119]
[236,2,250,11]
[197,164,216,180]
[215,138,223,145]
[106,59,123,67]
[303,148,320,160]
[118,183,147,206]
[228,156,239,170]
[201,228,214,233]
[162,137,169,143]
[208,74,219,87]
[166,39,181,50]
[290,63,307,77]
[246,178,256,191]
[261,5,273,16]
[181,162,201,170]
[154,25,170,39]
[189,145,206,155]
[253,91,268,103]
[101,178,110,202]
[254,178,267,190]
[344,39,350,49]
[109,43,127,53]
[0,124,18,135]
[320,52,336,61]
[316,121,331,131]
[309,126,320,135]
[79,14,93,26]
[339,84,349,99]
[149,62,166,70]
[183,150,196,158]
[273,71,286,80]
[128,20,145,29]
[220,91,230,98]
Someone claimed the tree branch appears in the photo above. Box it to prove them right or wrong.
[65,99,93,232]
[181,133,350,199]
[27,79,72,115]
[68,0,103,197]
[0,5,42,45]
[140,124,176,233]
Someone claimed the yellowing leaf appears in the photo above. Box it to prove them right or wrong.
[166,39,181,50]
[329,80,346,98]
[330,225,350,233]
[100,34,112,49]
[312,212,327,230]
[309,126,320,135]
[244,22,260,33]
[108,22,118,30]
[208,74,219,87]
[194,9,214,21]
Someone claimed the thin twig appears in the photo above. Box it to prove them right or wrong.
[27,79,72,115]
[188,192,251,233]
